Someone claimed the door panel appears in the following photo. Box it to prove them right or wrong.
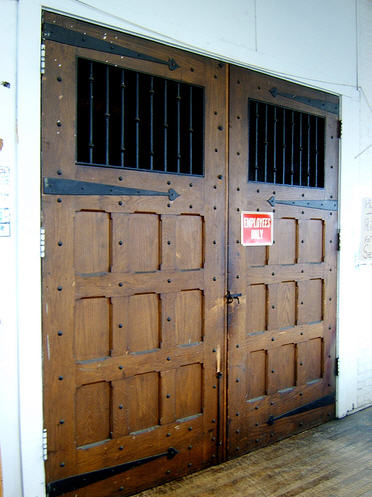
[227,66,338,457]
[42,12,226,497]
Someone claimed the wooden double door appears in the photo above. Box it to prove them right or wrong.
[42,13,338,497]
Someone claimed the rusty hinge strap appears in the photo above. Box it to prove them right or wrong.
[46,447,178,497]
[267,393,335,425]
[269,87,339,115]
[42,23,180,71]
[267,196,338,211]
[43,177,180,201]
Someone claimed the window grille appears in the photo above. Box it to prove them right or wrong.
[77,58,204,176]
[248,99,325,188]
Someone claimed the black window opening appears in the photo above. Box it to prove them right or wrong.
[248,99,325,188]
[77,57,205,176]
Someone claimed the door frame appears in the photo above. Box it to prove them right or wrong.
[15,6,343,497]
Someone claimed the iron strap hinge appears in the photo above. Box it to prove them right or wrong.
[269,87,339,115]
[267,196,338,211]
[42,23,180,71]
[46,447,178,497]
[43,177,180,201]
[42,428,48,461]
[267,393,335,425]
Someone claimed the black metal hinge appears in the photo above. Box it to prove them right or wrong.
[43,177,180,201]
[337,120,342,139]
[267,196,338,211]
[43,23,180,71]
[267,393,335,425]
[47,447,178,497]
[337,229,341,251]
[335,357,340,376]
[269,87,339,115]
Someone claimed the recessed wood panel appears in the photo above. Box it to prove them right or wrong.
[298,279,323,324]
[267,344,296,394]
[297,338,323,384]
[246,350,267,400]
[112,373,159,436]
[246,246,266,267]
[269,218,297,265]
[175,290,203,345]
[299,219,324,263]
[75,382,110,447]
[127,294,160,352]
[74,297,110,360]
[74,211,110,273]
[247,284,267,333]
[176,364,202,420]
[111,213,160,272]
[176,215,203,270]
[277,281,296,329]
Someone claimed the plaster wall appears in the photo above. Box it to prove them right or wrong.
[0,1,369,496]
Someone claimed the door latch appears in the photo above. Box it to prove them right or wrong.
[225,291,242,304]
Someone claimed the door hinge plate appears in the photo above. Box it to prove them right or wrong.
[335,357,340,376]
[40,227,46,258]
[42,23,179,71]
[337,120,342,139]
[43,428,48,461]
[269,87,339,115]
[337,229,341,251]
[41,43,46,75]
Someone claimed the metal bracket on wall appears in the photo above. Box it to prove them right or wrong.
[267,196,338,211]
[43,177,180,201]
[43,23,180,71]
[269,87,339,115]
[46,447,178,497]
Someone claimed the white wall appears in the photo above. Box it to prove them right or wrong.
[1,0,370,496]
[354,0,372,409]
[0,2,22,497]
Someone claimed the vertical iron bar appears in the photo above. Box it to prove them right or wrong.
[273,106,277,183]
[149,76,154,171]
[307,114,310,186]
[88,61,94,163]
[105,65,110,165]
[163,80,168,172]
[299,114,303,186]
[315,118,318,187]
[135,73,140,169]
[120,69,125,167]
[282,108,286,184]
[291,111,294,185]
[264,104,268,182]
[255,102,259,181]
[176,83,181,173]
[189,86,193,174]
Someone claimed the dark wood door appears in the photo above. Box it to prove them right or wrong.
[42,13,226,497]
[227,67,338,457]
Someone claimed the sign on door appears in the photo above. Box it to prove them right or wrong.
[241,211,273,246]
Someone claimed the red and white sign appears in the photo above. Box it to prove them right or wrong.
[241,211,274,246]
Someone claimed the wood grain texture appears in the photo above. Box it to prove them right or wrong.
[227,65,338,458]
[134,407,372,497]
[42,11,226,496]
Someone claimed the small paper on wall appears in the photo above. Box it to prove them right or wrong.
[359,198,372,264]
